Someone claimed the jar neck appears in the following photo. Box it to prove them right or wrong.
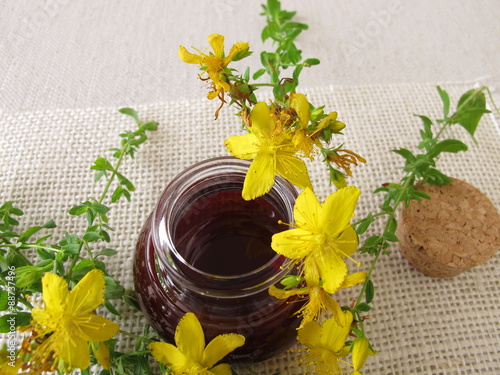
[151,156,297,297]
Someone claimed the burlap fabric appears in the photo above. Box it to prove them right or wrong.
[1,82,499,374]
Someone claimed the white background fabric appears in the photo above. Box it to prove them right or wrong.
[1,1,500,374]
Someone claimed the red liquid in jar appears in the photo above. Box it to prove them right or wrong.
[134,180,303,362]
[174,190,282,276]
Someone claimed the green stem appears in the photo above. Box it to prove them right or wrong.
[67,145,128,281]
[98,148,127,205]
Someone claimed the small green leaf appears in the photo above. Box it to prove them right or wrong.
[91,202,110,214]
[96,248,118,257]
[303,58,320,66]
[365,279,375,304]
[119,108,140,124]
[355,214,375,235]
[143,121,158,131]
[424,168,452,186]
[104,300,122,317]
[253,68,266,80]
[436,86,450,118]
[355,302,371,312]
[83,231,101,242]
[392,148,416,163]
[0,312,31,332]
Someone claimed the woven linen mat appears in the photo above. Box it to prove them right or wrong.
[1,82,499,374]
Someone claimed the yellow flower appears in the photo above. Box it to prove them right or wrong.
[150,312,245,375]
[297,311,353,374]
[179,34,250,100]
[225,101,313,200]
[272,186,360,293]
[25,269,120,371]
[269,272,366,328]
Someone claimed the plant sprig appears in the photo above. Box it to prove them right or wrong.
[351,86,492,340]
[0,108,161,372]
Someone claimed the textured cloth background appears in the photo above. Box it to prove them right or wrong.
[1,82,499,374]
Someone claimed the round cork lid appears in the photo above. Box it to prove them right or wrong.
[397,177,500,277]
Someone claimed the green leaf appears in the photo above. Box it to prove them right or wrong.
[91,157,115,172]
[0,290,9,311]
[83,231,101,242]
[253,68,266,80]
[355,302,371,312]
[96,248,118,257]
[0,312,31,332]
[436,86,450,118]
[355,214,375,235]
[392,148,416,163]
[104,276,125,299]
[303,58,320,66]
[365,279,375,304]
[429,139,468,157]
[384,231,399,243]
[69,204,88,215]
[424,168,452,186]
[119,108,140,124]
[104,300,122,317]
[450,89,490,138]
[414,114,433,137]
[91,202,110,214]
[143,121,158,131]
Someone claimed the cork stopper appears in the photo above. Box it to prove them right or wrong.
[397,178,500,277]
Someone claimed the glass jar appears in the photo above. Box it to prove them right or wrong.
[133,156,304,363]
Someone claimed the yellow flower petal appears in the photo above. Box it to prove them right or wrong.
[289,93,310,128]
[149,341,189,370]
[250,102,273,138]
[66,269,105,315]
[209,363,234,375]
[320,311,353,352]
[76,314,120,343]
[275,152,312,190]
[175,312,205,362]
[297,320,322,348]
[268,285,301,299]
[310,250,347,293]
[208,34,224,57]
[352,337,370,371]
[242,153,275,200]
[178,46,203,64]
[51,332,90,370]
[335,225,359,258]
[202,334,245,368]
[293,187,321,228]
[224,133,260,160]
[340,271,367,289]
[40,272,68,314]
[223,42,250,64]
[31,307,54,330]
[321,186,360,235]
[91,342,111,370]
[271,228,314,259]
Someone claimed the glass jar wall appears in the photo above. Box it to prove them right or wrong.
[133,157,304,362]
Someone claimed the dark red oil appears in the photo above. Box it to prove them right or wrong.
[174,190,285,276]
[134,186,304,363]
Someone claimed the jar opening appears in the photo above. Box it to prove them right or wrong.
[173,188,286,278]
